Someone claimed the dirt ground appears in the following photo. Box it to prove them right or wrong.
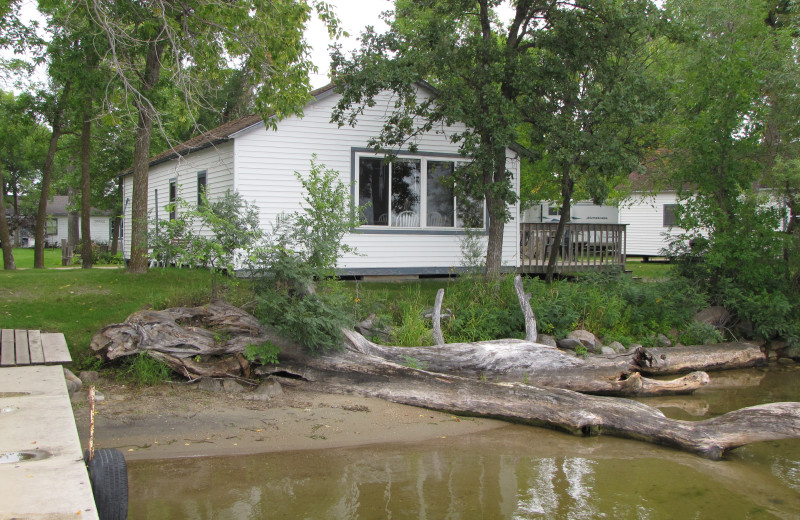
[72,377,506,461]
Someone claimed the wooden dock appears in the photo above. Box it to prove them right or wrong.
[0,330,99,519]
[519,222,627,274]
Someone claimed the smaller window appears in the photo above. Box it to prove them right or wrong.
[45,217,57,235]
[169,179,177,220]
[663,204,678,227]
[197,171,207,206]
[548,206,561,216]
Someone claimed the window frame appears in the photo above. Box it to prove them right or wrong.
[169,179,177,221]
[663,204,679,227]
[45,217,57,235]
[352,149,487,234]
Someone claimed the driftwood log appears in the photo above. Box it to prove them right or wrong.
[90,302,796,459]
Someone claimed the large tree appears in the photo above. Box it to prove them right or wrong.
[662,0,800,339]
[83,0,339,273]
[332,0,663,277]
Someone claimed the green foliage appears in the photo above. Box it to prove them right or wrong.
[122,353,173,386]
[249,158,360,355]
[243,341,281,365]
[149,190,262,297]
[678,322,724,346]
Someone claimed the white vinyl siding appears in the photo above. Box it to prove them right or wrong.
[121,141,235,259]
[619,192,685,257]
[45,216,111,246]
[234,88,520,272]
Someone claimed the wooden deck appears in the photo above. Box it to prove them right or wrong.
[0,329,72,366]
[519,223,627,274]
[0,331,100,519]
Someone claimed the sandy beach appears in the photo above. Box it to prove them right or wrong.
[72,378,506,461]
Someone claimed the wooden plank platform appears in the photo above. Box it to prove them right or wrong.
[0,329,72,366]
[0,365,99,519]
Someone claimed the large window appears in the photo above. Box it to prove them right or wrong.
[357,154,484,229]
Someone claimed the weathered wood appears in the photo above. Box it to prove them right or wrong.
[27,330,44,365]
[14,329,30,365]
[513,274,537,342]
[90,301,268,361]
[637,343,766,375]
[41,333,72,364]
[1,329,15,366]
[270,339,800,460]
[432,288,445,346]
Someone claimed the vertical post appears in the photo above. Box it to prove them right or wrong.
[432,288,445,346]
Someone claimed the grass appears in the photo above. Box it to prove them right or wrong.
[0,267,250,369]
[2,248,63,269]
[626,258,672,280]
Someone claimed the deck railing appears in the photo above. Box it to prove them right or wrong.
[519,223,627,274]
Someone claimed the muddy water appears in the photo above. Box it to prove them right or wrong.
[128,367,800,519]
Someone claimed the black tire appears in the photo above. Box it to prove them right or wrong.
[85,448,129,520]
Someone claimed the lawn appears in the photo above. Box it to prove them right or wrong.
[0,267,244,368]
[626,258,672,280]
[2,248,63,269]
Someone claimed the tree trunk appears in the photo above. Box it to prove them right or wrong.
[11,177,19,248]
[483,148,509,278]
[544,171,573,283]
[80,101,93,269]
[0,164,16,269]
[34,83,69,268]
[67,186,79,248]
[128,40,164,274]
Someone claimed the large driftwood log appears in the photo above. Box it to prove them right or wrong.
[637,343,766,374]
[90,302,800,458]
[267,334,800,459]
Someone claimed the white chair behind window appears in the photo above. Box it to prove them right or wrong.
[427,212,445,227]
[394,210,419,227]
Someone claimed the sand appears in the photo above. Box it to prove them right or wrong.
[72,378,506,461]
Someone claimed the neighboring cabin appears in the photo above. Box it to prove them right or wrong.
[10,195,113,248]
[522,193,684,259]
[120,83,522,275]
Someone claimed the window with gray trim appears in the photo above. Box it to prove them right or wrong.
[663,204,678,227]
[356,154,484,229]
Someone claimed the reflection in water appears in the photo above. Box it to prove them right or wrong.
[128,369,800,519]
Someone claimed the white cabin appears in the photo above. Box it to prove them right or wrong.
[120,84,521,275]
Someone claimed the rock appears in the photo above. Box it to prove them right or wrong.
[198,378,224,393]
[656,334,672,348]
[786,345,800,361]
[538,335,558,348]
[568,330,601,353]
[733,318,754,339]
[222,379,244,393]
[93,390,105,403]
[694,305,731,330]
[243,378,284,401]
[556,338,584,351]
[78,370,100,383]
[608,341,626,353]
[63,368,82,396]
[600,346,616,355]
[629,343,643,351]
[777,358,796,367]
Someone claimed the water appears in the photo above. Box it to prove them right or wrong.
[128,367,800,519]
